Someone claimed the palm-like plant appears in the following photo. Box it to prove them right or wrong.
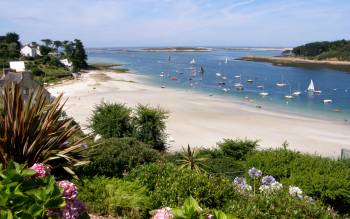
[177,145,208,173]
[0,83,87,174]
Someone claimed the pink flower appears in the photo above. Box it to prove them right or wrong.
[153,207,173,219]
[57,180,78,200]
[60,199,86,219]
[30,163,49,178]
[206,214,213,219]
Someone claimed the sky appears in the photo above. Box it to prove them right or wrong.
[1,0,350,47]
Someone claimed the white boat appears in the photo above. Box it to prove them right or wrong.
[323,99,332,104]
[161,85,166,88]
[234,75,241,78]
[222,76,227,80]
[225,57,228,64]
[285,95,294,99]
[234,83,244,90]
[190,58,196,65]
[222,88,230,92]
[257,85,264,89]
[292,91,302,96]
[247,79,253,83]
[216,73,221,77]
[307,79,315,92]
[314,90,322,94]
[276,82,287,87]
[259,92,269,96]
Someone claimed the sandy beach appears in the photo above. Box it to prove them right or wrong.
[48,70,350,157]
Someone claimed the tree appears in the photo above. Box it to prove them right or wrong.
[5,32,19,44]
[39,45,51,56]
[71,39,88,72]
[41,39,52,47]
[177,145,208,173]
[53,40,62,51]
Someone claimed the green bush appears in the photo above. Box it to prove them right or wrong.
[133,104,168,151]
[90,102,132,138]
[77,177,151,218]
[226,189,332,218]
[0,162,65,218]
[245,148,350,214]
[78,137,160,178]
[126,163,237,209]
[217,138,258,160]
[31,67,45,76]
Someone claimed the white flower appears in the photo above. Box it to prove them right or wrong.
[289,186,303,198]
[259,182,283,194]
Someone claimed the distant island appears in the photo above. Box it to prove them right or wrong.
[238,39,350,72]
[129,47,212,52]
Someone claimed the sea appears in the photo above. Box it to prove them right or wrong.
[87,48,350,122]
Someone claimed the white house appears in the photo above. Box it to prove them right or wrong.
[20,45,41,58]
[9,61,25,72]
[60,58,72,67]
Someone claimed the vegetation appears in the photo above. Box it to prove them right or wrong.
[217,138,258,160]
[177,145,208,173]
[0,84,87,174]
[77,137,160,178]
[77,177,150,218]
[90,102,169,151]
[292,39,350,61]
[133,104,169,151]
[245,147,350,214]
[0,32,21,67]
[0,162,65,218]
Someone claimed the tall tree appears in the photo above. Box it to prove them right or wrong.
[41,39,52,47]
[53,40,62,51]
[5,32,19,44]
[71,39,88,72]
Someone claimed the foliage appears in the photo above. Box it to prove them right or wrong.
[133,104,169,151]
[71,39,88,72]
[90,102,133,138]
[126,163,237,209]
[245,148,350,214]
[0,32,21,64]
[31,67,45,76]
[78,137,160,178]
[177,145,208,173]
[292,39,350,60]
[77,177,151,218]
[0,84,87,175]
[217,138,258,160]
[226,189,333,218]
[170,196,236,219]
[0,161,65,218]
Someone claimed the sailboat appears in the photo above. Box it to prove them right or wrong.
[190,58,196,65]
[225,57,228,64]
[259,91,269,96]
[276,75,287,87]
[285,86,294,99]
[292,84,302,96]
[200,66,205,75]
[168,56,171,62]
[307,80,315,92]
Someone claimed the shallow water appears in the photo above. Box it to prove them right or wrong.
[87,48,350,121]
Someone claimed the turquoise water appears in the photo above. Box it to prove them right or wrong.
[87,48,350,121]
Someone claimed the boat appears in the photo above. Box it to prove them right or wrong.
[168,56,171,62]
[323,99,333,104]
[216,73,222,77]
[285,87,294,99]
[234,75,241,78]
[161,85,166,88]
[225,57,228,64]
[259,92,269,96]
[218,82,226,86]
[292,91,302,96]
[190,58,196,65]
[222,88,230,92]
[257,85,264,89]
[171,76,177,80]
[247,79,253,83]
[314,89,322,94]
[200,66,205,75]
[276,82,287,87]
[307,79,315,92]
[234,83,244,91]
[222,76,227,80]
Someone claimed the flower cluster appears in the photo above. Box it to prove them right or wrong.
[153,207,173,219]
[30,163,49,178]
[259,182,283,194]
[233,177,252,191]
[248,167,262,178]
[289,186,303,199]
[57,180,85,219]
[261,175,276,185]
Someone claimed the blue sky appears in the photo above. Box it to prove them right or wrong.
[1,0,349,47]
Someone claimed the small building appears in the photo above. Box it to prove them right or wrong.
[9,61,25,72]
[20,45,41,58]
[60,58,72,67]
[0,70,50,100]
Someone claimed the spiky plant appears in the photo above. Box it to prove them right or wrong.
[0,83,87,174]
[177,145,208,174]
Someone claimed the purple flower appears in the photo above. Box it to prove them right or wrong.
[233,177,252,191]
[60,199,86,219]
[30,163,49,178]
[57,180,78,200]
[261,175,276,186]
[153,207,173,219]
[248,167,262,178]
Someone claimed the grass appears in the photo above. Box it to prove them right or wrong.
[34,66,72,84]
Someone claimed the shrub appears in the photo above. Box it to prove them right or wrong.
[126,163,237,209]
[133,104,168,151]
[0,83,87,174]
[246,148,350,214]
[90,102,132,138]
[77,137,160,178]
[0,161,65,218]
[217,138,258,160]
[31,67,45,76]
[77,177,151,218]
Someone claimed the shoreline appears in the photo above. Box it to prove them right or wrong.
[238,56,350,72]
[48,70,350,158]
